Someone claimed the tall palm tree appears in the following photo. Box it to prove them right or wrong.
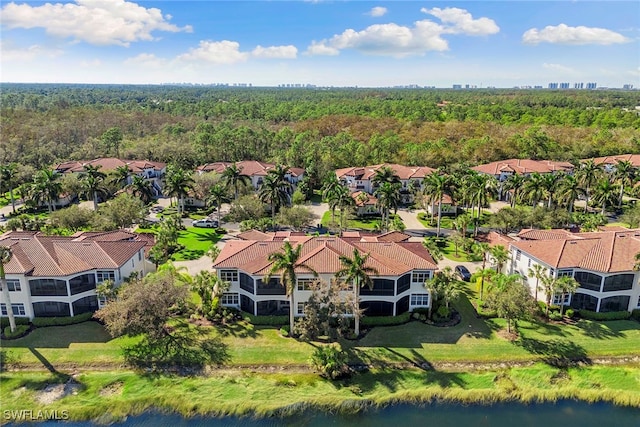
[265,241,317,335]
[163,165,194,215]
[613,160,636,209]
[557,174,585,214]
[422,237,444,262]
[127,175,155,205]
[527,263,548,303]
[110,165,131,190]
[541,173,562,208]
[81,164,107,211]
[322,174,344,225]
[523,172,547,208]
[207,184,230,226]
[222,163,250,200]
[423,172,452,237]
[0,163,18,214]
[32,169,62,213]
[371,166,401,190]
[555,276,579,316]
[502,173,526,208]
[258,173,290,230]
[374,181,401,232]
[464,172,496,235]
[576,159,602,213]
[0,245,16,333]
[336,248,379,337]
[592,177,619,215]
[490,245,510,273]
[335,185,354,234]
[472,242,490,300]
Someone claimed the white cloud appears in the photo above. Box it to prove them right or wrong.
[80,59,102,68]
[542,63,575,73]
[421,7,499,35]
[368,7,387,18]
[178,40,249,64]
[0,40,63,61]
[523,24,629,45]
[251,45,298,59]
[0,0,192,47]
[306,7,497,57]
[124,53,167,68]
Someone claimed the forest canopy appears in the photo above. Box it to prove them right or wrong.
[1,84,638,183]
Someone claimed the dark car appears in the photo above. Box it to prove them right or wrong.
[455,265,472,282]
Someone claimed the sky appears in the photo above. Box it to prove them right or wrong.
[1,1,638,88]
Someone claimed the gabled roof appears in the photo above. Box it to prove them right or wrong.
[196,161,305,178]
[510,228,640,273]
[336,164,435,181]
[213,235,436,277]
[0,231,146,277]
[54,158,165,173]
[471,159,574,176]
[590,154,640,168]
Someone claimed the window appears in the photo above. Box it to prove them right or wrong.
[552,293,570,305]
[528,259,531,267]
[0,279,21,292]
[297,278,316,291]
[515,250,521,261]
[96,271,116,283]
[33,301,70,317]
[72,296,98,315]
[1,303,26,316]
[239,273,254,294]
[29,279,68,296]
[600,295,631,313]
[138,251,142,261]
[557,269,574,278]
[602,274,634,292]
[256,278,284,295]
[297,302,305,315]
[69,274,96,295]
[574,271,602,292]
[219,270,238,283]
[637,295,640,308]
[361,279,394,296]
[411,272,430,284]
[397,273,411,294]
[221,293,239,306]
[410,293,430,307]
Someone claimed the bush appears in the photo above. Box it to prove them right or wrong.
[242,312,289,326]
[631,309,640,322]
[577,310,631,321]
[3,324,30,339]
[309,345,349,380]
[361,312,411,327]
[537,300,547,314]
[0,317,30,328]
[279,326,290,337]
[32,312,93,327]
[548,312,563,321]
[565,308,575,319]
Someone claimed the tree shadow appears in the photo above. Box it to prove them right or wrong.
[516,337,591,368]
[576,319,625,339]
[215,322,258,339]
[517,321,569,338]
[28,347,63,375]
[123,324,230,374]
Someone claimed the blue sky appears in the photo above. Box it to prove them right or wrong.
[1,1,638,88]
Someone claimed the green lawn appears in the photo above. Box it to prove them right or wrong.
[134,225,220,261]
[320,211,404,231]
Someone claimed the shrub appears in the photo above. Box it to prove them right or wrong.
[0,317,30,328]
[242,312,288,326]
[32,312,93,327]
[309,345,349,380]
[537,300,547,314]
[279,326,290,337]
[435,305,450,319]
[577,310,631,321]
[3,324,30,339]
[548,312,563,321]
[631,309,640,322]
[361,312,410,327]
[412,308,429,316]
[565,308,575,319]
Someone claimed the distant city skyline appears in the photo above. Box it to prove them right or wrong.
[1,1,638,88]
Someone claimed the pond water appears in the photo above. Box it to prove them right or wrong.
[20,401,640,427]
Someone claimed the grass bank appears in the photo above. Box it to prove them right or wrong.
[1,364,639,423]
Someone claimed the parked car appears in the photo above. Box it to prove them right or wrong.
[192,218,219,228]
[455,265,472,282]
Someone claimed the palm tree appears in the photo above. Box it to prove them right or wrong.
[555,276,579,316]
[634,252,640,271]
[472,242,490,300]
[592,177,619,215]
[465,172,496,235]
[576,159,602,213]
[0,163,18,214]
[613,160,636,209]
[423,172,452,237]
[540,275,556,318]
[422,237,443,262]
[527,263,548,302]
[32,169,62,213]
[374,181,401,232]
[258,173,290,230]
[541,173,562,208]
[557,174,585,214]
[335,185,354,234]
[81,164,107,211]
[490,245,510,273]
[265,241,317,335]
[127,175,155,205]
[503,173,526,208]
[163,165,194,215]
[222,163,250,200]
[336,248,379,337]
[0,245,16,333]
[207,184,230,226]
[322,174,344,225]
[110,165,131,190]
[523,172,547,208]
[371,166,401,190]
[425,267,461,319]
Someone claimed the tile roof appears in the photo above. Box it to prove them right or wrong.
[54,158,165,173]
[471,159,574,176]
[590,154,640,168]
[336,164,435,181]
[510,228,640,273]
[213,235,436,277]
[196,161,305,178]
[0,231,146,277]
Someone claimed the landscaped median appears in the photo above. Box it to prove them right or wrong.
[2,303,640,422]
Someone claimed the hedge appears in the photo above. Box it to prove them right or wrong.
[632,309,640,322]
[361,312,411,327]
[0,317,30,328]
[32,312,94,327]
[577,310,631,321]
[242,312,288,326]
[3,324,30,339]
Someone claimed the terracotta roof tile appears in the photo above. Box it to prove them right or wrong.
[472,159,574,176]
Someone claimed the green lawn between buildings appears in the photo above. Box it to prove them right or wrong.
[135,225,220,261]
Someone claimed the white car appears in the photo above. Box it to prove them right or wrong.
[192,218,219,228]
